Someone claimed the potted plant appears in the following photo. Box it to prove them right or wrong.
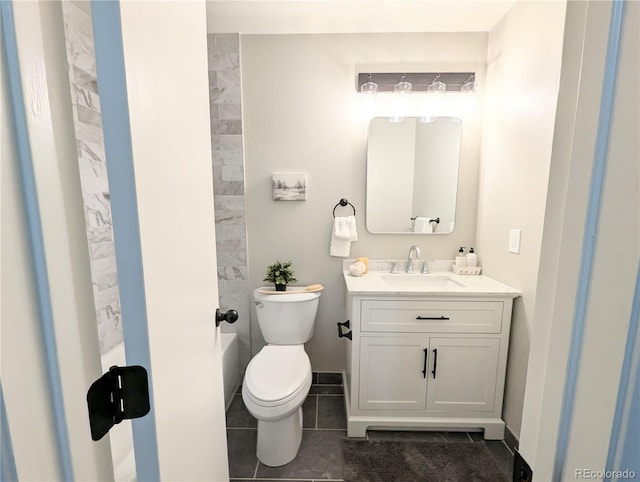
[263,260,297,291]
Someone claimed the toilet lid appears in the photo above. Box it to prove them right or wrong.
[244,345,311,403]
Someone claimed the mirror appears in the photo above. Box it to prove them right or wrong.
[366,116,462,234]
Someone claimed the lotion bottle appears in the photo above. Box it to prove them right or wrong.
[467,248,478,267]
[455,247,467,267]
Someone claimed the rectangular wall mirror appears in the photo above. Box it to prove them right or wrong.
[366,116,463,234]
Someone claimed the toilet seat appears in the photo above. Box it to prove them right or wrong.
[244,345,311,407]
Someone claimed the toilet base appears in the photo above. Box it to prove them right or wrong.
[256,407,303,467]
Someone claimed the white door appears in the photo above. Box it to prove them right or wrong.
[3,1,230,481]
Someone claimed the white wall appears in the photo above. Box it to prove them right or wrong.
[476,1,566,438]
[520,1,639,478]
[241,32,487,370]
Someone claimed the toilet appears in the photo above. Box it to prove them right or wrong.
[242,288,321,467]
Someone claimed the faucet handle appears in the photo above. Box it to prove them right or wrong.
[421,260,430,274]
[390,262,399,274]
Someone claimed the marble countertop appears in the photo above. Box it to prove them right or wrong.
[342,259,522,298]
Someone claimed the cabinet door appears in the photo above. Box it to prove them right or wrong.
[426,338,500,412]
[359,336,429,410]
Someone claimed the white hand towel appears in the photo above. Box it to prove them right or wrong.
[330,215,358,257]
[333,215,358,241]
[413,217,434,233]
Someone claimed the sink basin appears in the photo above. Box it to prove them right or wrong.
[382,274,466,289]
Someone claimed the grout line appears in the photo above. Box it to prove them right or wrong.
[252,459,259,479]
[465,432,473,442]
[315,394,319,429]
[302,428,347,432]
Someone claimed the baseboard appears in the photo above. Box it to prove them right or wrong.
[312,371,343,385]
[504,424,519,453]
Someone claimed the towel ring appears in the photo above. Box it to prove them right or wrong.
[333,198,356,217]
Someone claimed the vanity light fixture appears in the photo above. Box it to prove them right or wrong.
[427,74,447,93]
[360,74,378,94]
[390,74,412,123]
[393,74,412,94]
[422,74,446,122]
[356,72,475,93]
[461,74,477,93]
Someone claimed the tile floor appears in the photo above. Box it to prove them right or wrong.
[226,373,514,482]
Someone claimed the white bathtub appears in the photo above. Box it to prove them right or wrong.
[221,333,240,410]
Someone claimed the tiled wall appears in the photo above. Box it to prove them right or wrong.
[60,16,249,367]
[207,34,251,373]
[62,2,122,355]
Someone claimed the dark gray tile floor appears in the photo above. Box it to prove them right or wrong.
[227,372,514,482]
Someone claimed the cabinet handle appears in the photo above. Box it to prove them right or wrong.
[431,348,438,379]
[416,316,450,320]
[422,348,428,378]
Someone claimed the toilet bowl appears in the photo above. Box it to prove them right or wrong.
[242,345,312,466]
[242,289,321,467]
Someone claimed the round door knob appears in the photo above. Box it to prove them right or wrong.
[216,308,238,327]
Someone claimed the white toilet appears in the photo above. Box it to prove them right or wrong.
[242,288,321,467]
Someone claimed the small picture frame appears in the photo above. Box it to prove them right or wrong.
[272,172,307,201]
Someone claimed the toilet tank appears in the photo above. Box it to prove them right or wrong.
[253,289,321,345]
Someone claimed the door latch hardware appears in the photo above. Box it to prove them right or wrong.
[216,308,239,327]
[337,320,352,340]
[87,365,150,441]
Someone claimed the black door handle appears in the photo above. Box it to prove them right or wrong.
[216,308,238,327]
[431,348,438,378]
[422,348,428,378]
[416,316,450,320]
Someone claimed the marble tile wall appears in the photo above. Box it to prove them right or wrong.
[208,34,251,374]
[62,1,122,355]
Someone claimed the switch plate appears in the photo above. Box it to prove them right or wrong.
[509,229,521,254]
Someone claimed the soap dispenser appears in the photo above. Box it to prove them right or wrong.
[455,247,467,267]
[467,248,478,268]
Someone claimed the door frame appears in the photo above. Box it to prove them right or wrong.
[3,1,229,480]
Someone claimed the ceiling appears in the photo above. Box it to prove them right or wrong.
[205,0,516,34]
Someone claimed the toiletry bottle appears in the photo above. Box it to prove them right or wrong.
[455,247,467,267]
[467,248,477,268]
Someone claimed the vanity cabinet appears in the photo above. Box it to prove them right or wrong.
[343,295,515,440]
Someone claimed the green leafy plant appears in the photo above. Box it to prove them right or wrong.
[263,260,297,287]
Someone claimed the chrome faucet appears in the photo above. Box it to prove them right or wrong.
[406,245,421,273]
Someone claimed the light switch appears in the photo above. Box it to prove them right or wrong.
[509,229,521,254]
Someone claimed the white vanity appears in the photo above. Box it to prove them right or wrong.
[340,260,520,440]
